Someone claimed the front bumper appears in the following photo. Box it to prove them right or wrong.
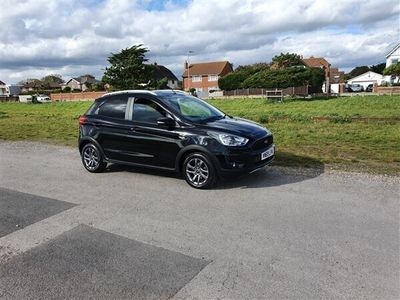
[215,144,275,176]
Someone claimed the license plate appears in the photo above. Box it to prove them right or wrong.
[261,146,274,160]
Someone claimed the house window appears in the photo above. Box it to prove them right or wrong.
[191,75,202,82]
[391,59,398,65]
[208,75,218,81]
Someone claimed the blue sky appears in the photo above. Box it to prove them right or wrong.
[0,0,399,84]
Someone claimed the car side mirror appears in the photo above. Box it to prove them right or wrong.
[157,117,175,128]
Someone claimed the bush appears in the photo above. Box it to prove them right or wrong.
[241,67,324,92]
[218,64,268,90]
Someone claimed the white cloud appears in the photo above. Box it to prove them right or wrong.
[0,0,399,83]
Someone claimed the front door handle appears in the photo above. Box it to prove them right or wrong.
[130,127,137,131]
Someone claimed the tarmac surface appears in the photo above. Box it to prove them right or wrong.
[0,141,399,299]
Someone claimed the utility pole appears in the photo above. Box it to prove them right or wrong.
[187,50,193,91]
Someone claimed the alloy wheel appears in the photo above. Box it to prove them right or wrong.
[185,157,209,186]
[83,146,100,170]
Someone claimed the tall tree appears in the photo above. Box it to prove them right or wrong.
[102,45,153,90]
[271,53,303,69]
[345,66,370,80]
[369,63,386,74]
[41,74,64,84]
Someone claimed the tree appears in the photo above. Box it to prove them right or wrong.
[345,66,370,80]
[383,62,400,82]
[102,45,153,90]
[369,63,386,74]
[41,74,64,84]
[218,63,268,90]
[271,53,303,69]
[18,78,40,85]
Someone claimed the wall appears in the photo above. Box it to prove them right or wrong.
[50,91,107,101]
[376,86,400,95]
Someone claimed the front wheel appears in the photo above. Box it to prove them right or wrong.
[183,152,217,189]
[81,143,107,173]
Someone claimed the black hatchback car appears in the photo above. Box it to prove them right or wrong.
[79,90,274,188]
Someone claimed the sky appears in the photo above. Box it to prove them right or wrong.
[0,0,399,84]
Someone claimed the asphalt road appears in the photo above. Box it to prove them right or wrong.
[0,141,399,299]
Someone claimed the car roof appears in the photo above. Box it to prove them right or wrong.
[99,89,188,98]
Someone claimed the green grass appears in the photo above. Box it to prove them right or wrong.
[0,95,399,175]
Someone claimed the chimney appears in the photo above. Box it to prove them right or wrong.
[184,60,188,70]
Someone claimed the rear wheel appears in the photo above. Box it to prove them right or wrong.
[81,143,107,173]
[183,152,217,189]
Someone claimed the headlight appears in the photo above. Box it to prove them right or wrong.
[210,132,248,146]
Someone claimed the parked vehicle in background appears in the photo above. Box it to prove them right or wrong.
[78,90,275,189]
[36,95,52,103]
[18,95,33,103]
[345,84,364,92]
[365,84,374,92]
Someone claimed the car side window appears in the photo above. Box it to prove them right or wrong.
[97,97,128,119]
[133,98,167,124]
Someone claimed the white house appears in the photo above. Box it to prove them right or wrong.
[0,80,8,96]
[347,71,384,90]
[385,43,400,83]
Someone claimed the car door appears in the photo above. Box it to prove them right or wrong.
[125,97,182,169]
[93,95,132,161]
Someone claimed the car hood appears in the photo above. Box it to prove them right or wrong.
[200,117,269,140]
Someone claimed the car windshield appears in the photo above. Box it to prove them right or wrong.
[160,93,225,123]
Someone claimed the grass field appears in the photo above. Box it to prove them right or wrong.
[0,95,399,175]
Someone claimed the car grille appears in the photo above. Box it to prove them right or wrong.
[252,135,273,151]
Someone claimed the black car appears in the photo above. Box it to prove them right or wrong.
[78,90,275,188]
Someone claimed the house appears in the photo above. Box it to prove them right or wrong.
[0,80,8,96]
[385,43,400,83]
[21,81,61,93]
[182,61,233,97]
[347,71,384,90]
[329,68,345,93]
[302,57,331,93]
[153,63,179,89]
[62,75,100,91]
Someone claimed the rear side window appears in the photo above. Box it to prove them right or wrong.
[97,97,128,119]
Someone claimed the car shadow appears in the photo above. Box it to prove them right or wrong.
[103,153,325,190]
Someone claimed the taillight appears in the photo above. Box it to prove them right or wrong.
[79,115,87,125]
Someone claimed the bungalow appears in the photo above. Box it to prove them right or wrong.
[21,81,60,93]
[347,71,384,90]
[182,61,233,97]
[62,75,100,91]
[385,43,400,83]
[153,63,179,89]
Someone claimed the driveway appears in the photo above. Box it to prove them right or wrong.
[0,141,399,299]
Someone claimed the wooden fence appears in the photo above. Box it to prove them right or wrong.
[223,86,309,97]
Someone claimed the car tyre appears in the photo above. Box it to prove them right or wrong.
[81,143,107,173]
[183,152,217,189]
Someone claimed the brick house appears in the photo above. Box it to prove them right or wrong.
[329,68,345,93]
[302,57,331,93]
[182,61,233,97]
